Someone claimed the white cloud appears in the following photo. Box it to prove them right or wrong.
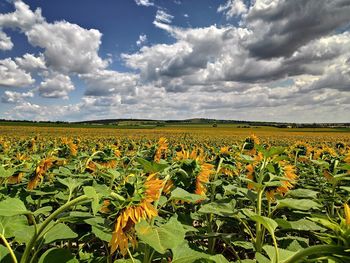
[136,34,147,46]
[135,0,154,7]
[1,90,34,103]
[0,31,13,50]
[0,0,44,31]
[15,53,46,72]
[217,0,248,18]
[155,10,174,24]
[0,58,34,87]
[26,21,108,74]
[39,72,74,99]
[82,69,139,96]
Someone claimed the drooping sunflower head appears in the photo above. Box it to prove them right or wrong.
[313,146,337,160]
[243,134,260,151]
[173,149,213,197]
[154,137,168,163]
[291,141,312,158]
[109,173,163,255]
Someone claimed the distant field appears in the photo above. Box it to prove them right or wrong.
[1,123,349,144]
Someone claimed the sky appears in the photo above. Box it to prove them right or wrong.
[0,0,350,123]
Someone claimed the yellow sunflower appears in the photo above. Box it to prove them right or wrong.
[154,137,168,163]
[276,164,298,195]
[28,157,55,190]
[109,174,163,255]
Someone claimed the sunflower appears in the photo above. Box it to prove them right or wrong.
[291,141,312,161]
[195,163,213,196]
[276,164,298,195]
[313,146,337,160]
[154,137,168,163]
[243,134,260,155]
[110,200,158,255]
[62,137,78,156]
[109,174,163,255]
[174,149,214,198]
[28,157,55,190]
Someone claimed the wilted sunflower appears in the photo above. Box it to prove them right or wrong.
[243,134,260,155]
[291,141,312,161]
[110,200,158,255]
[173,149,214,198]
[154,137,168,163]
[313,146,337,160]
[61,137,78,156]
[276,164,298,195]
[109,174,164,255]
[28,157,55,190]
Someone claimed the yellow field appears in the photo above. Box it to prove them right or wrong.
[1,124,350,145]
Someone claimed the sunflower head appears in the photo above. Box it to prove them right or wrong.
[243,134,260,151]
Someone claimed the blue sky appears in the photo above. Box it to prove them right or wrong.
[0,0,350,122]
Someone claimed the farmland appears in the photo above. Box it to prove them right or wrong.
[0,124,350,262]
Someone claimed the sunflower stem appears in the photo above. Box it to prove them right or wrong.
[0,234,17,263]
[20,195,90,263]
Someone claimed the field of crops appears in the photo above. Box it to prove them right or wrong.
[0,125,350,263]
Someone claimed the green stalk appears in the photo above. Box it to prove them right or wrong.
[20,195,90,263]
[255,189,264,252]
[282,245,347,263]
[208,158,223,254]
[0,234,18,263]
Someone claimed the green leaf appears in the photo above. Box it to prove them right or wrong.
[56,177,81,192]
[43,223,77,244]
[232,241,254,250]
[276,198,321,211]
[83,186,100,215]
[33,206,53,217]
[249,215,278,234]
[135,217,186,254]
[135,157,168,173]
[85,217,112,242]
[0,198,29,216]
[170,188,204,203]
[0,215,28,238]
[38,248,78,263]
[275,218,326,231]
[198,200,236,217]
[172,242,208,263]
[0,166,15,178]
[263,245,296,262]
[209,254,230,263]
[286,189,318,199]
[14,225,35,244]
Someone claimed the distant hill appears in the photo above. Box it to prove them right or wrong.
[0,118,349,128]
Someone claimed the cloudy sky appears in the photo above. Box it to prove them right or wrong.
[0,0,350,122]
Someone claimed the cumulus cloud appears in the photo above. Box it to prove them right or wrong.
[38,72,74,99]
[218,0,248,18]
[0,31,13,50]
[244,0,350,58]
[135,0,154,7]
[0,58,35,87]
[26,21,108,74]
[15,53,46,72]
[1,90,34,104]
[82,70,138,96]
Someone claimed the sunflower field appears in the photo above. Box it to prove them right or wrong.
[0,128,350,263]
